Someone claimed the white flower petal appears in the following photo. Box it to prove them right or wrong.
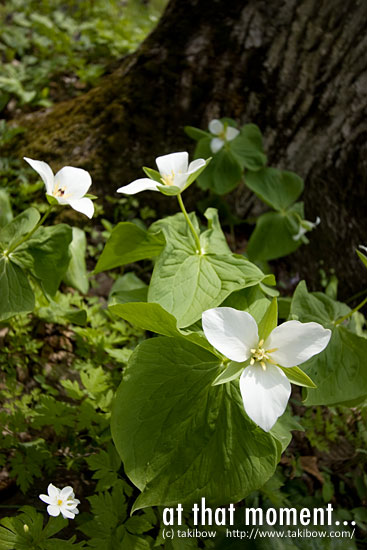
[47,505,61,517]
[24,157,54,194]
[47,483,59,499]
[210,137,224,154]
[39,494,53,504]
[187,158,206,174]
[173,173,189,190]
[240,364,291,431]
[117,178,159,195]
[156,152,188,177]
[266,320,331,368]
[225,126,240,141]
[68,197,94,218]
[202,307,258,362]
[208,119,223,135]
[61,507,76,519]
[54,166,92,200]
[60,486,74,499]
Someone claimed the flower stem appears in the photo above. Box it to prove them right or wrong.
[177,193,201,253]
[7,205,53,254]
[335,296,367,325]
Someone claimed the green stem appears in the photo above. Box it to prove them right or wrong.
[177,193,201,253]
[335,296,367,325]
[7,205,53,254]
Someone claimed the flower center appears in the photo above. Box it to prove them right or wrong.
[250,339,278,370]
[54,186,66,197]
[161,171,175,186]
[57,499,63,506]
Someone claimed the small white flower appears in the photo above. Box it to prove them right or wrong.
[24,157,94,218]
[292,216,320,241]
[116,151,206,195]
[39,483,80,519]
[202,307,331,431]
[208,119,240,153]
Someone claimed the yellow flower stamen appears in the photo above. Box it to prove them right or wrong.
[250,340,278,371]
[161,170,175,186]
[57,499,63,506]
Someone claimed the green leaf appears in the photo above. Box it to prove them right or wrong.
[157,184,181,196]
[0,189,13,228]
[0,257,34,321]
[229,124,267,171]
[0,207,40,250]
[279,366,317,388]
[46,194,59,205]
[270,409,304,452]
[290,282,367,405]
[212,360,246,386]
[245,167,304,211]
[357,248,367,270]
[109,272,148,306]
[63,227,89,294]
[196,142,242,194]
[247,211,302,261]
[221,286,271,323]
[109,301,214,352]
[258,298,278,342]
[12,224,72,296]
[184,125,211,141]
[94,222,165,273]
[111,337,280,510]
[142,166,161,183]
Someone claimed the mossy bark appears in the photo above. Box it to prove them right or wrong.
[10,0,367,297]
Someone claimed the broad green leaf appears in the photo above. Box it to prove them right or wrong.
[148,209,264,328]
[290,281,350,327]
[290,282,367,405]
[279,366,316,388]
[247,211,302,261]
[149,211,266,327]
[111,337,280,510]
[245,167,304,211]
[109,301,214,353]
[229,124,267,171]
[63,227,89,294]
[0,189,13,228]
[94,222,165,273]
[109,272,148,305]
[212,360,247,386]
[258,298,278,342]
[0,207,40,250]
[184,126,211,141]
[221,286,270,323]
[195,141,242,194]
[0,257,34,321]
[12,224,72,296]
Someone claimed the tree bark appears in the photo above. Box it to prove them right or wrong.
[10,0,367,298]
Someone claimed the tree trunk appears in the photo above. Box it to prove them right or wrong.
[11,0,367,298]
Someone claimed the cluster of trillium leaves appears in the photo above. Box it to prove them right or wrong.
[185,118,320,261]
[1,126,367,515]
[95,146,367,511]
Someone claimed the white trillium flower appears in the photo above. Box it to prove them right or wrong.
[202,307,331,432]
[208,119,240,154]
[116,151,206,195]
[24,157,94,218]
[292,216,320,241]
[39,483,80,519]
